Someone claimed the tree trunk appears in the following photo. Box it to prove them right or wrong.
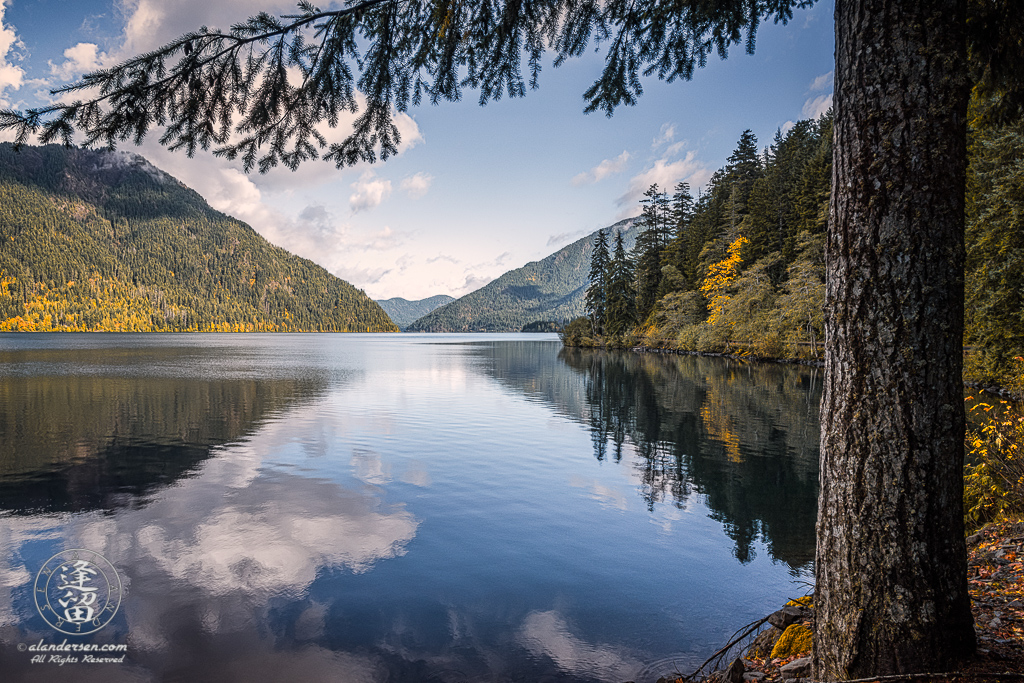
[814,0,976,678]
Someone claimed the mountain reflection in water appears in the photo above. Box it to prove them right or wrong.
[0,334,821,683]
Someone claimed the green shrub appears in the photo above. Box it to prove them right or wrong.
[559,316,594,347]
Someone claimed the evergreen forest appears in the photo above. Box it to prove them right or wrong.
[565,96,1024,388]
[0,144,398,333]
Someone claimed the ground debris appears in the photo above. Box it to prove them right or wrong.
[662,518,1024,683]
[966,518,1024,672]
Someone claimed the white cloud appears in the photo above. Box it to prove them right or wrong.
[116,1,298,58]
[810,70,833,92]
[571,151,630,186]
[546,229,589,247]
[652,123,675,148]
[452,273,494,297]
[0,1,25,112]
[50,42,105,80]
[802,93,833,119]
[400,172,432,198]
[333,264,392,288]
[615,152,712,214]
[665,140,688,156]
[349,171,393,213]
[781,120,796,136]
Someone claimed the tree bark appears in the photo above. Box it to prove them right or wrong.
[814,0,976,678]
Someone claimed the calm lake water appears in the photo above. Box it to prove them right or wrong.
[0,333,821,683]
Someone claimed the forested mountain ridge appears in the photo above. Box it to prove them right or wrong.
[375,294,454,329]
[407,219,638,332]
[0,144,397,332]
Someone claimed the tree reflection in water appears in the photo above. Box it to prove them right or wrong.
[475,340,819,569]
[562,348,820,568]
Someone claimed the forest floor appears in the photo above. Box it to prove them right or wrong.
[963,517,1024,675]
[659,517,1024,683]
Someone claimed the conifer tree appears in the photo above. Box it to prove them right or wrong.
[585,228,610,335]
[725,130,763,219]
[661,181,695,294]
[633,184,670,318]
[605,230,636,337]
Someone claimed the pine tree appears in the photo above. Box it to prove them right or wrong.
[605,229,636,338]
[725,129,763,221]
[633,184,670,318]
[585,229,610,335]
[661,181,696,295]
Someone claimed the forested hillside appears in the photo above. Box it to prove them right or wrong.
[407,219,637,332]
[565,96,1024,387]
[376,294,454,329]
[0,144,397,332]
[564,115,831,354]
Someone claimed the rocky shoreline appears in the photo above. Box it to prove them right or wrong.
[647,518,1024,683]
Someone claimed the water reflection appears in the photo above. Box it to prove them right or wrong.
[0,334,820,682]
[476,342,821,568]
[566,349,819,567]
[0,403,419,681]
[0,376,323,513]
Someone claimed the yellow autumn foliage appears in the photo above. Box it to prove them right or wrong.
[964,394,1024,530]
[699,236,748,326]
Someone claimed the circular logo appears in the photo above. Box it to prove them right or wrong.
[34,549,122,635]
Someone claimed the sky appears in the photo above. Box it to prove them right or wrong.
[0,0,835,301]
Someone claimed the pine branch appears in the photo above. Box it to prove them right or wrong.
[0,0,816,171]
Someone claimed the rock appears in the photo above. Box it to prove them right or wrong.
[743,672,766,681]
[768,604,809,629]
[780,656,812,680]
[748,627,782,658]
[769,623,814,660]
[725,657,745,683]
[967,533,982,546]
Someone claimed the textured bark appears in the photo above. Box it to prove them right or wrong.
[814,0,976,678]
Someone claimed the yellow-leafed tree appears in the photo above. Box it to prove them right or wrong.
[699,236,748,326]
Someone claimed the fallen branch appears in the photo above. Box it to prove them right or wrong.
[684,615,771,681]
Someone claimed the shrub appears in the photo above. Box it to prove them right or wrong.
[559,316,594,347]
[964,397,1024,530]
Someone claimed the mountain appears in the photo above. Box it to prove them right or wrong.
[375,294,455,329]
[0,144,397,332]
[406,219,638,332]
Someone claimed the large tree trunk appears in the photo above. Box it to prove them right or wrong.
[814,0,976,678]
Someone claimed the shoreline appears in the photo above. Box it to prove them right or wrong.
[565,341,1021,400]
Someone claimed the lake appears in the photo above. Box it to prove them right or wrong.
[0,333,821,682]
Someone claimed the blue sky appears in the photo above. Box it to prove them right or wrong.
[0,0,835,300]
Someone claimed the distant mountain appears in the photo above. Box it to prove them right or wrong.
[406,219,638,332]
[0,144,397,332]
[375,295,455,329]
